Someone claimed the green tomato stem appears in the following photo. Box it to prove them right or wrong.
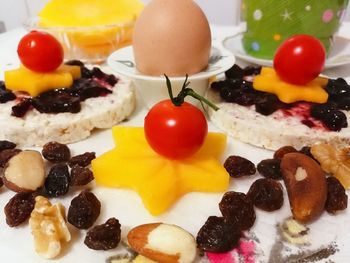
[164,74,219,111]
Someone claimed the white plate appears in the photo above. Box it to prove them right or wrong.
[223,32,350,69]
[106,45,235,108]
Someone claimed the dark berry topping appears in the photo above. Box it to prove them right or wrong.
[71,78,112,101]
[12,99,33,117]
[255,94,285,115]
[0,81,16,103]
[225,64,244,79]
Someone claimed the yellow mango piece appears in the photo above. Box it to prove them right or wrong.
[253,67,328,104]
[4,65,80,97]
[92,127,229,216]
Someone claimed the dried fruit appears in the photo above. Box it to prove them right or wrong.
[42,141,71,163]
[67,190,101,229]
[311,143,350,189]
[325,177,348,214]
[4,192,35,227]
[223,156,256,178]
[218,191,256,230]
[0,140,16,152]
[68,152,96,167]
[196,216,241,253]
[44,164,70,197]
[0,148,21,167]
[127,223,197,263]
[29,196,71,259]
[274,146,297,160]
[247,178,284,211]
[84,218,121,250]
[257,159,283,180]
[281,153,327,222]
[3,150,45,192]
[70,165,94,186]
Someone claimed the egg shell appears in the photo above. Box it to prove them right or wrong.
[132,0,211,76]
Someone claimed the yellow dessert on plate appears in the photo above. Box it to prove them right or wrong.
[92,127,229,215]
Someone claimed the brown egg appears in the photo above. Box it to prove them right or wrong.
[132,0,211,76]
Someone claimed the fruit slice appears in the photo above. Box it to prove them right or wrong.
[4,65,81,97]
[92,127,229,215]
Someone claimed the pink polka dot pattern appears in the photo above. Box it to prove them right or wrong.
[322,9,334,23]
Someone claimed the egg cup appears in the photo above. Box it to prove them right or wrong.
[107,45,235,108]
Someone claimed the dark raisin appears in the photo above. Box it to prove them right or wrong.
[12,99,33,117]
[325,177,348,214]
[274,146,298,160]
[223,156,256,178]
[257,159,282,180]
[69,152,96,167]
[225,64,244,79]
[84,217,121,250]
[70,165,94,186]
[71,78,112,101]
[255,94,284,115]
[196,216,241,253]
[32,89,81,114]
[0,83,16,103]
[42,141,71,163]
[0,140,16,152]
[219,191,256,230]
[298,146,318,162]
[0,177,3,188]
[247,178,284,211]
[4,192,35,227]
[44,164,70,197]
[68,190,101,229]
[0,149,21,167]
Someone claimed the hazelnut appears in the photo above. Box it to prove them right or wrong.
[3,150,45,192]
[281,152,327,223]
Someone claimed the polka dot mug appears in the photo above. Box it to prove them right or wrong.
[242,0,349,59]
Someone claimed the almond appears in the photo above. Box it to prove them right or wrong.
[281,152,327,222]
[127,223,197,263]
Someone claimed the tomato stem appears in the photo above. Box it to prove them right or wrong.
[164,74,219,111]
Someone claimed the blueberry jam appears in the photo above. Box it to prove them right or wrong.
[1,61,119,117]
[212,64,349,131]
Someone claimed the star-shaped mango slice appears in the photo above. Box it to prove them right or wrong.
[253,67,328,104]
[91,127,229,215]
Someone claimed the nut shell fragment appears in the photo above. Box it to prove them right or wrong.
[281,153,327,223]
[29,196,71,259]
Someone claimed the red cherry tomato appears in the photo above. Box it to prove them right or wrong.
[17,31,64,72]
[144,100,208,159]
[273,35,326,85]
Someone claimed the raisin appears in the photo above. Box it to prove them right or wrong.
[257,159,283,180]
[219,191,256,230]
[196,216,241,253]
[70,165,94,186]
[44,164,70,197]
[298,146,318,162]
[325,177,348,214]
[274,146,297,160]
[0,177,3,188]
[4,192,35,227]
[0,149,21,168]
[223,156,256,178]
[42,141,71,163]
[68,190,101,229]
[84,217,121,250]
[247,178,284,211]
[0,140,16,152]
[68,152,96,167]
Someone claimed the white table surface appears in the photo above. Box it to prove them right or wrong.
[0,24,349,263]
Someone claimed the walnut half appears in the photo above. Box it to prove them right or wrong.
[29,196,71,259]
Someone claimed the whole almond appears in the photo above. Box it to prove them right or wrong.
[127,223,197,263]
[281,152,327,222]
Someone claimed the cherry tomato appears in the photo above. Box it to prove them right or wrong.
[17,31,64,72]
[144,100,208,159]
[273,35,326,85]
